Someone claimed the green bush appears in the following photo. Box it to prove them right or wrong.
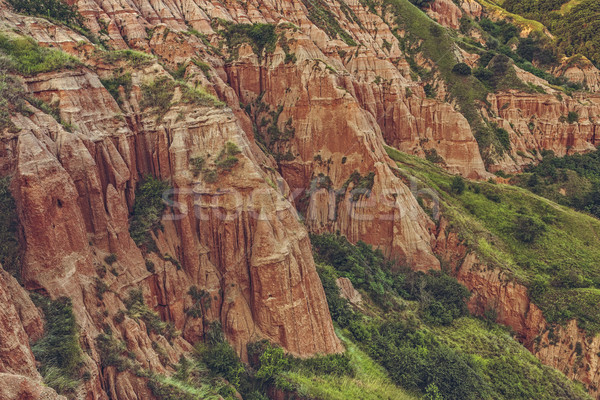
[181,85,225,108]
[254,345,289,383]
[220,22,279,58]
[96,332,133,372]
[452,62,472,75]
[96,49,154,68]
[125,288,177,340]
[0,34,80,75]
[30,295,83,396]
[291,353,353,377]
[100,73,132,106]
[104,253,117,265]
[0,177,20,279]
[450,176,465,194]
[400,271,471,325]
[140,76,176,114]
[198,341,245,388]
[129,175,170,250]
[7,0,85,28]
[567,111,579,124]
[513,213,546,243]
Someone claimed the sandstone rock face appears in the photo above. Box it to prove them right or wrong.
[0,267,44,380]
[486,91,600,172]
[336,277,362,307]
[0,373,66,400]
[555,57,600,93]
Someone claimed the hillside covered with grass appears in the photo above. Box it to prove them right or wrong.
[386,146,600,335]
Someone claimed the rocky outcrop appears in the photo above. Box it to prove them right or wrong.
[336,277,363,307]
[0,264,65,399]
[555,57,600,93]
[485,91,600,172]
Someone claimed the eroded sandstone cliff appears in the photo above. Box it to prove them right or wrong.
[1,0,600,397]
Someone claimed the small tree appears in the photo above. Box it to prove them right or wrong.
[452,62,472,76]
[567,111,579,124]
[450,176,466,195]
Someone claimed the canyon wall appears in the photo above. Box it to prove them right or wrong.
[2,0,600,397]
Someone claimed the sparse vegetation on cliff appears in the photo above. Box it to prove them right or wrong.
[31,295,84,398]
[7,0,85,29]
[129,176,171,251]
[0,177,20,280]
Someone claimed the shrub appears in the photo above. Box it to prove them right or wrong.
[100,73,132,106]
[513,214,545,243]
[140,76,176,115]
[424,83,436,98]
[291,353,353,377]
[30,295,83,396]
[181,85,225,108]
[125,288,176,339]
[96,49,154,68]
[452,62,472,75]
[191,58,211,77]
[129,175,170,249]
[0,177,20,279]
[145,259,155,273]
[0,34,80,75]
[450,175,465,194]
[198,341,245,388]
[95,278,109,300]
[255,345,289,383]
[401,271,471,325]
[104,253,117,265]
[567,111,579,124]
[96,332,133,372]
[203,169,218,183]
[221,22,278,57]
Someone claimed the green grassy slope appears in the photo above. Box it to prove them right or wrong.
[386,145,600,335]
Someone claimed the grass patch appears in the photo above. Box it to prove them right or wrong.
[282,331,418,400]
[94,49,155,68]
[0,34,80,76]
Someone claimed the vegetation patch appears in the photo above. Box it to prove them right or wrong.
[308,230,590,400]
[0,177,20,279]
[124,288,178,340]
[100,73,132,106]
[7,0,86,30]
[0,34,80,76]
[386,145,600,335]
[31,295,84,398]
[129,175,171,251]
[95,49,155,68]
